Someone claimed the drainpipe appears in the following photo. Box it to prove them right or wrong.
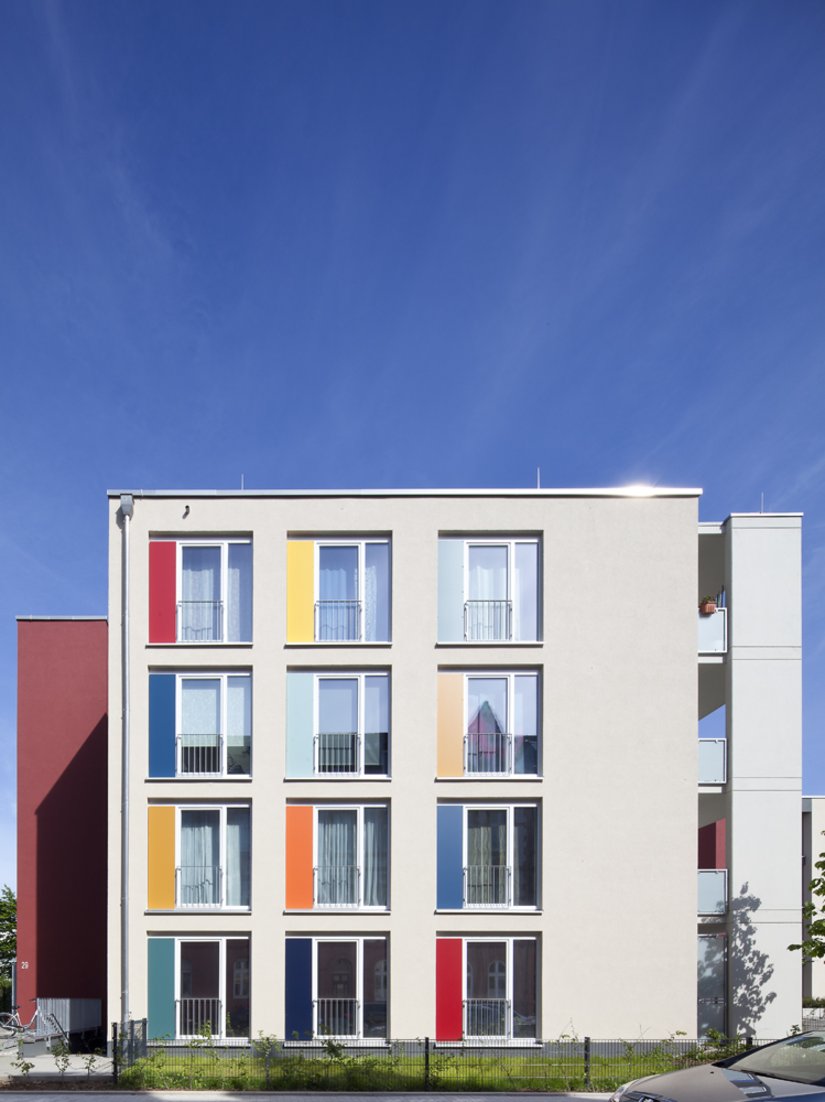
[119,494,134,1025]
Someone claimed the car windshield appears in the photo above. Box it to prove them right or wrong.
[726,1032,825,1085]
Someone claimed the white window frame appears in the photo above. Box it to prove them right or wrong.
[313,538,391,644]
[462,937,537,1042]
[174,935,250,1042]
[461,803,539,911]
[312,803,390,910]
[174,671,252,778]
[462,537,540,643]
[313,672,390,777]
[308,936,388,1041]
[463,671,540,777]
[173,537,253,644]
[174,803,251,911]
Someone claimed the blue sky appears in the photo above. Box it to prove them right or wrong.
[1,0,824,892]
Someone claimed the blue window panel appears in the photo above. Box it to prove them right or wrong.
[147,938,176,1040]
[149,674,176,778]
[285,938,313,1040]
[438,539,464,642]
[286,672,314,777]
[437,804,464,909]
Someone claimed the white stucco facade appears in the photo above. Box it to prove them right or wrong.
[105,488,802,1042]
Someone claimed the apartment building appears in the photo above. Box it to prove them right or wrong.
[60,487,795,1043]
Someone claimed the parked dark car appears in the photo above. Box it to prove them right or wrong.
[610,1033,825,1102]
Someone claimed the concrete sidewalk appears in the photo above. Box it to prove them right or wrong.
[0,1037,113,1084]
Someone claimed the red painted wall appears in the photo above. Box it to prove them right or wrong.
[16,619,108,1017]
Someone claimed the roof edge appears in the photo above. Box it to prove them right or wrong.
[108,485,703,500]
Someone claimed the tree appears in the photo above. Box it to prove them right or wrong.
[790,847,825,958]
[0,885,15,1009]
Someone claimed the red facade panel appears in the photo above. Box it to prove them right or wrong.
[435,937,463,1041]
[16,619,108,1014]
[148,540,176,643]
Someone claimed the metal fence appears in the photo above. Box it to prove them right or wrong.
[113,1027,771,1090]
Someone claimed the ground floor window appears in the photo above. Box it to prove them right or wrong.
[147,936,250,1040]
[285,936,387,1040]
[436,936,537,1042]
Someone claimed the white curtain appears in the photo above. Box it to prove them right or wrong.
[363,807,388,907]
[468,546,507,600]
[182,547,221,640]
[180,810,220,904]
[227,544,252,642]
[467,810,507,904]
[317,810,357,904]
[226,808,250,907]
[227,676,251,774]
[364,543,389,641]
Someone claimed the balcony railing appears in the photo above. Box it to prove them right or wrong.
[698,869,728,915]
[699,738,727,785]
[464,600,512,642]
[464,998,510,1038]
[465,731,511,774]
[314,864,359,907]
[176,865,222,907]
[315,732,359,774]
[315,600,362,642]
[177,997,222,1037]
[177,600,224,642]
[698,607,727,655]
[315,998,358,1037]
[177,733,223,775]
[464,865,511,908]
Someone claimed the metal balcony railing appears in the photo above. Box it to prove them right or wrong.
[464,600,512,642]
[465,731,511,774]
[698,607,727,655]
[315,732,359,774]
[315,998,358,1037]
[464,864,511,908]
[698,868,728,915]
[315,600,362,641]
[464,998,510,1038]
[699,738,727,784]
[314,864,360,907]
[177,600,224,642]
[177,997,222,1037]
[177,733,223,775]
[176,865,222,907]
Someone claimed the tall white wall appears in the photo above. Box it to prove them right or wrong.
[725,514,802,1036]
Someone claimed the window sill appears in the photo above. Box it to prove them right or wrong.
[435,641,543,648]
[145,908,252,915]
[435,1040,541,1049]
[434,908,542,915]
[283,1038,389,1048]
[285,641,392,648]
[145,776,253,782]
[284,908,390,915]
[284,775,391,782]
[146,642,254,648]
[434,775,542,782]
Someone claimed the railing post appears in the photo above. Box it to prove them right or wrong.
[424,1036,430,1091]
[584,1035,591,1090]
[112,1023,118,1084]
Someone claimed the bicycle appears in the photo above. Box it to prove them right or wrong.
[0,1000,40,1039]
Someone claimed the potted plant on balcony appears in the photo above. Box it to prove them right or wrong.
[699,595,717,615]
